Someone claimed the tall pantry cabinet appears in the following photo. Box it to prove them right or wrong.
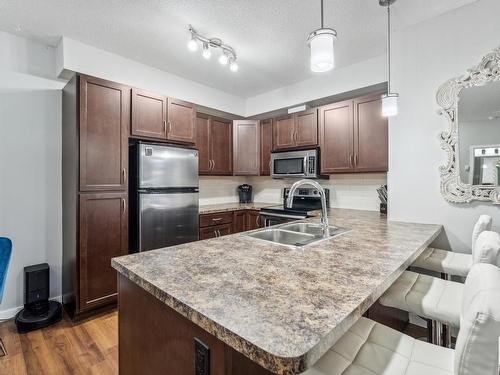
[62,75,129,318]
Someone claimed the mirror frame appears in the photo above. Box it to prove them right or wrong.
[437,46,500,204]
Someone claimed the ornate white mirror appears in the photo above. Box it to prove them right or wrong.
[437,47,500,204]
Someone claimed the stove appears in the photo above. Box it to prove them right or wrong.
[260,187,329,226]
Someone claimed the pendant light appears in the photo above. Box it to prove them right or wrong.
[307,0,337,73]
[380,0,399,117]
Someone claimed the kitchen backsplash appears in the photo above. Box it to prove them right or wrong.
[200,174,387,211]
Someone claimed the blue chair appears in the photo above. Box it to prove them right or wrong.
[0,238,12,304]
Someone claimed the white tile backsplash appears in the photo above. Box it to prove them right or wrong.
[200,174,387,211]
[199,176,248,205]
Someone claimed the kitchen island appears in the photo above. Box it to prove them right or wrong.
[112,208,442,375]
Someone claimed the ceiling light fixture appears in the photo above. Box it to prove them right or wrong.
[219,52,229,65]
[307,0,337,73]
[187,25,238,72]
[380,0,399,117]
[187,36,198,52]
[202,42,211,59]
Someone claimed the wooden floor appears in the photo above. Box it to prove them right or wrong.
[0,309,428,375]
[0,310,118,375]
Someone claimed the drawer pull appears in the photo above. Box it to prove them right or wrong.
[212,218,223,222]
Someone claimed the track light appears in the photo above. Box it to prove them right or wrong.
[230,60,238,72]
[202,42,211,59]
[219,53,229,65]
[187,25,238,72]
[187,37,198,52]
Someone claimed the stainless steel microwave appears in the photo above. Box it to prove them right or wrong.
[271,149,322,178]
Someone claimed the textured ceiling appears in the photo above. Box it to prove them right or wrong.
[0,0,478,97]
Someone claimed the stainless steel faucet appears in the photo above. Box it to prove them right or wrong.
[286,179,329,229]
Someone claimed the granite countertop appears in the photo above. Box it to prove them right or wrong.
[112,208,442,375]
[199,202,276,214]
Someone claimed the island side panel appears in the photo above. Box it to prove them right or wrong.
[118,275,274,375]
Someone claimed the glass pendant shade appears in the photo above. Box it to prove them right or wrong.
[187,38,198,52]
[309,30,336,73]
[382,93,399,117]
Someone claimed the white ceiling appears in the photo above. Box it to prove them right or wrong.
[0,0,478,98]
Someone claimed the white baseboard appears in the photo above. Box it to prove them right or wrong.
[0,295,62,321]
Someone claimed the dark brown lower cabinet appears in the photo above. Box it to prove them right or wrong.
[233,210,246,233]
[245,210,261,231]
[199,223,232,240]
[78,193,128,312]
[119,275,273,375]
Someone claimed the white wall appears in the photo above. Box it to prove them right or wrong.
[388,0,500,253]
[245,55,386,117]
[0,90,62,318]
[248,175,386,211]
[57,37,246,116]
[200,174,387,212]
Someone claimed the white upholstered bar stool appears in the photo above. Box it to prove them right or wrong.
[412,215,492,279]
[304,263,500,375]
[378,230,500,347]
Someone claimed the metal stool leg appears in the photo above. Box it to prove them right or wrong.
[431,320,443,345]
[442,324,453,348]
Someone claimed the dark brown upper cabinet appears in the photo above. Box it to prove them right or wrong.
[274,115,295,150]
[233,120,260,176]
[260,119,273,176]
[195,114,232,175]
[79,75,130,192]
[353,94,388,172]
[131,90,196,144]
[319,93,387,174]
[167,98,196,144]
[79,192,128,312]
[195,114,211,174]
[273,109,318,151]
[319,100,354,173]
[131,89,167,140]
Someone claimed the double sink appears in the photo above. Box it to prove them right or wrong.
[246,222,350,248]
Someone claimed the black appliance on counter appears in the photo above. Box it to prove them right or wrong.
[238,184,253,203]
[260,187,329,227]
[15,263,62,333]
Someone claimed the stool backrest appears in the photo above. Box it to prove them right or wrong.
[455,263,500,375]
[471,215,493,250]
[0,237,12,304]
[473,231,500,267]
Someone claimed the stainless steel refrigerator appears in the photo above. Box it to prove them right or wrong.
[129,142,199,252]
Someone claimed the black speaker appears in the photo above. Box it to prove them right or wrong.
[15,263,62,333]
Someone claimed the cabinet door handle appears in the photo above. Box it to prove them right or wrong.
[122,168,127,184]
[214,230,218,237]
[217,230,221,237]
[212,160,216,170]
[349,154,354,168]
[167,121,172,134]
[255,215,259,226]
[122,198,126,214]
[354,154,359,166]
[163,120,167,133]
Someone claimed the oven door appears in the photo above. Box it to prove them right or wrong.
[271,150,318,178]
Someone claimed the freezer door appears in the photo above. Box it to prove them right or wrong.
[139,192,199,252]
[139,143,198,188]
